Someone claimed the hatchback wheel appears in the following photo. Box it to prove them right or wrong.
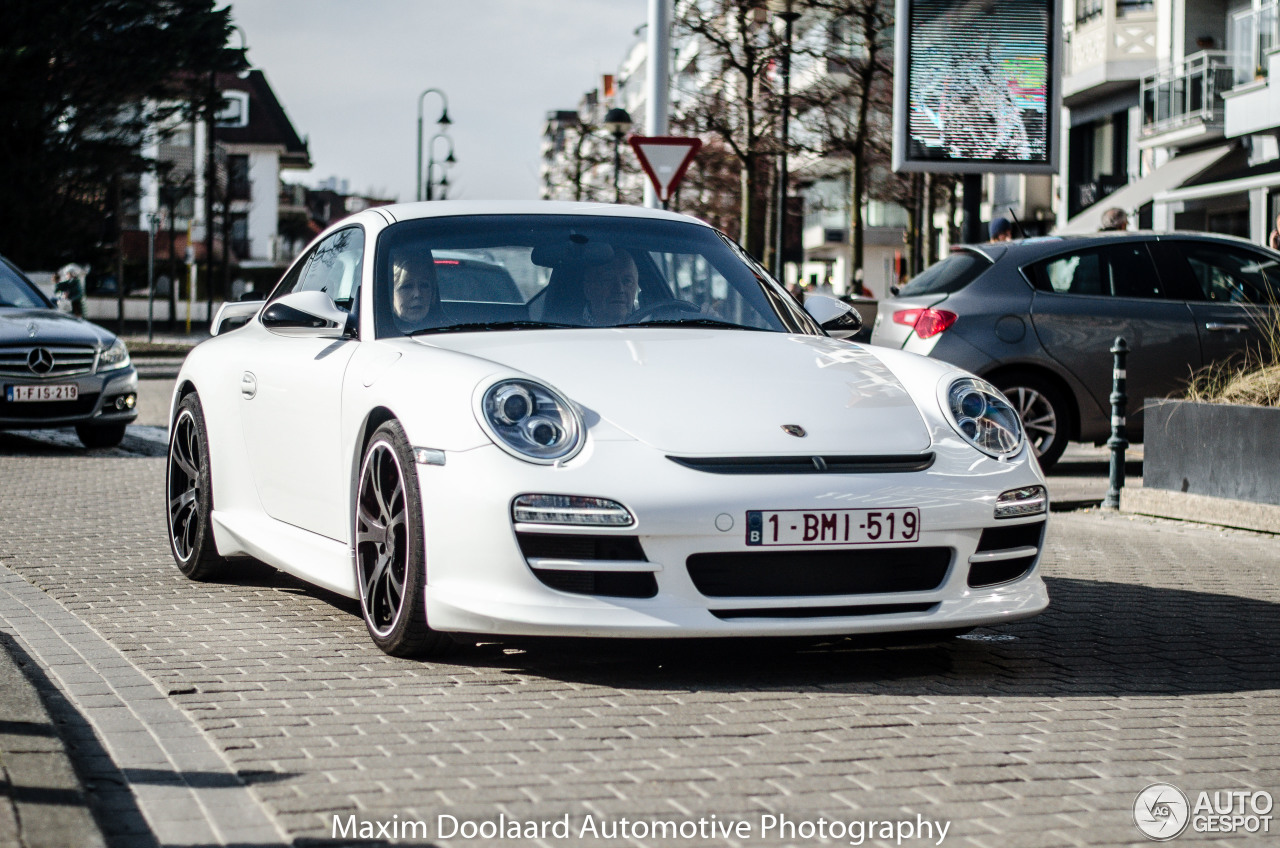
[354,421,453,658]
[166,393,226,579]
[994,376,1069,471]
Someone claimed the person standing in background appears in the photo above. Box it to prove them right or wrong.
[54,263,87,317]
[1099,207,1128,231]
[1268,212,1280,252]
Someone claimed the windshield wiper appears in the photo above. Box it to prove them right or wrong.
[612,318,757,330]
[411,320,578,336]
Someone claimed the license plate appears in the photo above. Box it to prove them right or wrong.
[746,508,920,546]
[6,384,78,402]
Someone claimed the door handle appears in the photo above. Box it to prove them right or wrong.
[1204,322,1250,333]
[240,371,258,399]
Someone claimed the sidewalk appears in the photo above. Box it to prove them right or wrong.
[0,634,105,848]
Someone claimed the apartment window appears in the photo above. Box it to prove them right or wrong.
[215,91,249,128]
[1076,0,1103,24]
[230,214,250,261]
[228,155,250,201]
[1116,0,1153,15]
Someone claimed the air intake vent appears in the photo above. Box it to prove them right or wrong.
[515,532,655,598]
[687,548,951,597]
[516,533,645,561]
[712,602,937,620]
[975,521,1045,552]
[668,453,935,475]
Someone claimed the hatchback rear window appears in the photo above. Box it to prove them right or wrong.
[898,251,991,297]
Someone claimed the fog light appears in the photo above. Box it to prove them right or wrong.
[994,485,1047,519]
[114,394,136,411]
[512,494,634,527]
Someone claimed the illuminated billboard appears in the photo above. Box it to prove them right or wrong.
[892,0,1061,174]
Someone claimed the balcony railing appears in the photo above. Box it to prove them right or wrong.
[1229,2,1278,85]
[1140,51,1235,138]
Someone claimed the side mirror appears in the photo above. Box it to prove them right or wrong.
[211,300,261,336]
[260,290,350,339]
[803,292,863,339]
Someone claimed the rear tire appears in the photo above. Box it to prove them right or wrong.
[76,422,127,448]
[166,393,227,579]
[992,374,1070,471]
[354,420,454,658]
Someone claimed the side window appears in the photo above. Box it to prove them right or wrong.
[1032,250,1104,295]
[1178,243,1278,304]
[295,227,364,309]
[1029,244,1164,299]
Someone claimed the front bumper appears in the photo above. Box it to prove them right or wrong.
[0,366,139,429]
[418,440,1050,639]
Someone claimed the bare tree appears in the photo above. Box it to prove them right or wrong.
[675,0,790,260]
[792,0,893,292]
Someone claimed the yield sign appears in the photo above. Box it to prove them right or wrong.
[628,136,702,202]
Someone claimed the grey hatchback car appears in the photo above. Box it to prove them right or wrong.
[0,255,138,447]
[870,232,1279,470]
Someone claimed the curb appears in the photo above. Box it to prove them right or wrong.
[0,567,290,846]
[1122,487,1280,535]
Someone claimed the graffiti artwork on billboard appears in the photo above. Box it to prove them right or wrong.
[904,0,1052,168]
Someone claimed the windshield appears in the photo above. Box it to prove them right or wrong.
[0,258,52,309]
[373,215,815,337]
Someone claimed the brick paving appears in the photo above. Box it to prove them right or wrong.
[0,441,1277,846]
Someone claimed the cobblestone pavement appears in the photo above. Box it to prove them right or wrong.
[0,444,1277,847]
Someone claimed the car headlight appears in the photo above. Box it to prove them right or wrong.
[477,379,583,464]
[97,339,131,372]
[941,377,1023,458]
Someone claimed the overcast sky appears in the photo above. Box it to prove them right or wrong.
[227,0,648,201]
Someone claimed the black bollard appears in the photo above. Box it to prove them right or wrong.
[1102,337,1129,509]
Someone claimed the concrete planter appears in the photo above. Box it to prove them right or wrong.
[1143,399,1280,507]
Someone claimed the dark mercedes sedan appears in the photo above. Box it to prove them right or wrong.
[870,232,1279,470]
[0,255,138,447]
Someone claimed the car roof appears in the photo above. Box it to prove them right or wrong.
[957,230,1280,264]
[368,200,711,228]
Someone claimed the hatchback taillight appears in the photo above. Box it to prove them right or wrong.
[892,308,958,339]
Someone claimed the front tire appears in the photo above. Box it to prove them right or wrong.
[993,375,1070,471]
[166,393,227,579]
[76,421,127,448]
[355,421,453,657]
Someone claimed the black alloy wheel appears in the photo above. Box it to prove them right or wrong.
[166,393,226,579]
[354,420,452,657]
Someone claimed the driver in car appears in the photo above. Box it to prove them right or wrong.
[582,249,639,326]
[391,251,440,332]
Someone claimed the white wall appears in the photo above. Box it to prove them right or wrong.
[248,151,280,262]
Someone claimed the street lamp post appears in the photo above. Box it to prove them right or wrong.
[425,133,456,201]
[146,213,159,342]
[603,107,633,203]
[417,89,451,201]
[769,0,801,282]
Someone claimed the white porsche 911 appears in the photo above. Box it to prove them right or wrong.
[166,201,1049,657]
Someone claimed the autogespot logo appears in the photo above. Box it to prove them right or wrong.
[1134,783,1191,841]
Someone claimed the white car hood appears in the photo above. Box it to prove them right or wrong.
[418,329,932,455]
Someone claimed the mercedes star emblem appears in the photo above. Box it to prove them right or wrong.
[781,424,806,437]
[27,348,54,375]
[26,321,38,338]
